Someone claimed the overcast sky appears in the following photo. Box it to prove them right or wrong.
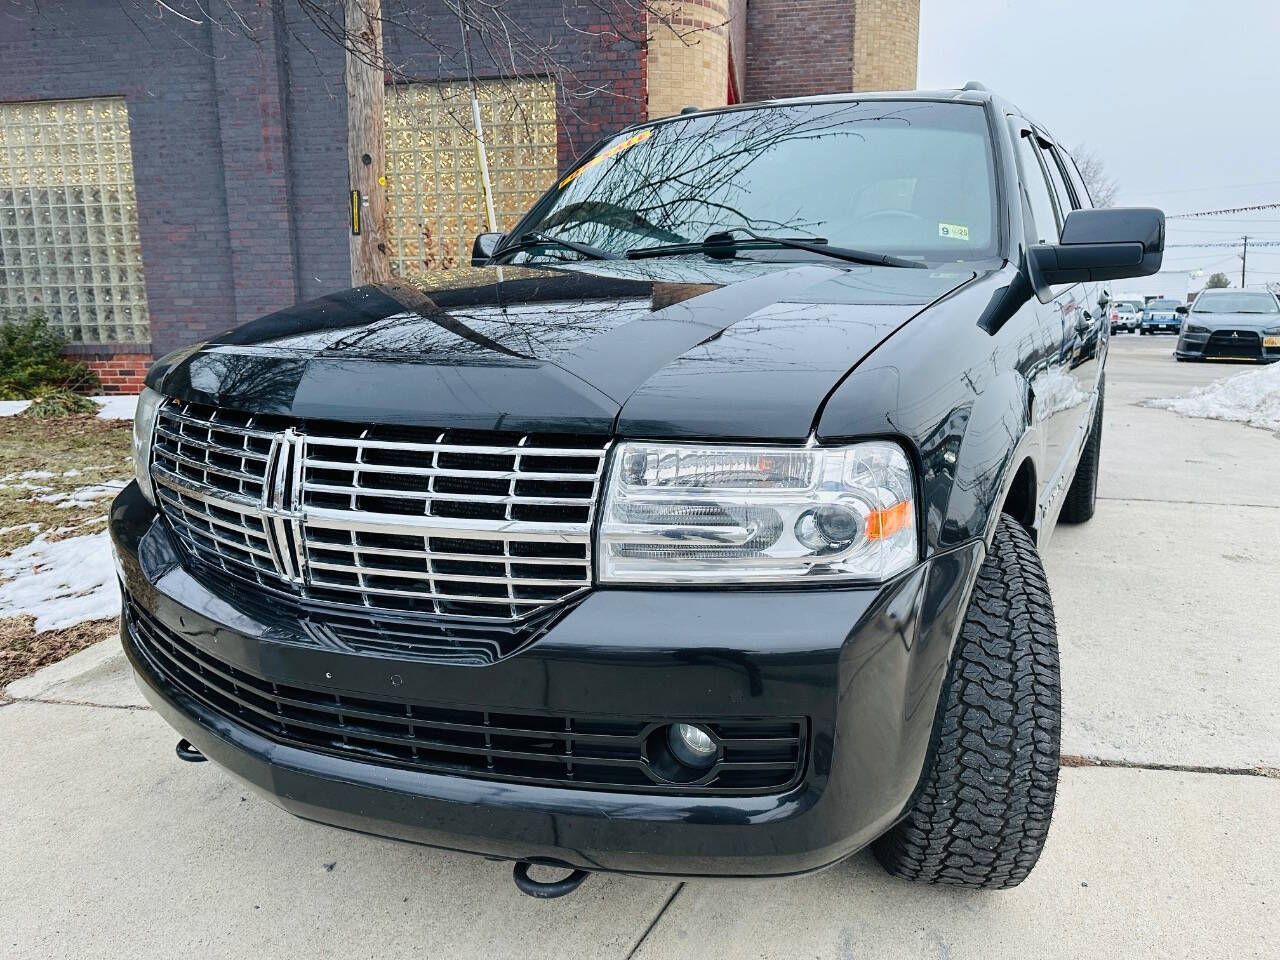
[918,0,1280,289]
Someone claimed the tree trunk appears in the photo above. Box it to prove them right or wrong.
[345,0,389,286]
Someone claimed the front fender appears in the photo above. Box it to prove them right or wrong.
[816,269,1045,556]
[944,367,1041,549]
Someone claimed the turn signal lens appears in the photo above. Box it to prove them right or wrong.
[867,499,913,541]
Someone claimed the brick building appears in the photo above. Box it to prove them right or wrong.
[0,1,919,392]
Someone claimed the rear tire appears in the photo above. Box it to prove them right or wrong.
[1059,379,1104,524]
[871,515,1060,889]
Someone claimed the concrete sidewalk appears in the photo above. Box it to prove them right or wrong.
[3,335,1277,959]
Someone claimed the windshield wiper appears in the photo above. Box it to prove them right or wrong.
[491,231,619,262]
[625,227,926,269]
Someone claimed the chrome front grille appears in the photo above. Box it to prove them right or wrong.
[151,401,609,621]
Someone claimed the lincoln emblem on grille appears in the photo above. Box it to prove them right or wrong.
[261,427,308,585]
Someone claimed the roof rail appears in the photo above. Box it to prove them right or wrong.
[961,81,989,92]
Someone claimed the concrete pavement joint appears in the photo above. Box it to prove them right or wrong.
[4,695,152,712]
[1097,495,1280,509]
[1062,754,1279,779]
[624,882,684,959]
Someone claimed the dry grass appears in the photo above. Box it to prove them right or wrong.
[0,413,131,555]
[0,614,119,688]
[0,413,131,688]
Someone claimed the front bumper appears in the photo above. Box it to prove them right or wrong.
[111,482,982,878]
[1176,331,1280,362]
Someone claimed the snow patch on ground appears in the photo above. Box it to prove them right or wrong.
[0,529,119,632]
[1144,362,1280,434]
[94,395,138,420]
[35,480,127,509]
[0,395,137,419]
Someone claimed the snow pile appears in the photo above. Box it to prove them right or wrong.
[1145,362,1280,434]
[0,529,120,632]
[0,395,137,419]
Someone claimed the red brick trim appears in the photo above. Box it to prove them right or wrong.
[78,352,152,394]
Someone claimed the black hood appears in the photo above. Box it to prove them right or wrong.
[149,260,976,440]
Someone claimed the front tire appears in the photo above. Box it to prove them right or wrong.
[872,515,1061,889]
[1059,379,1104,524]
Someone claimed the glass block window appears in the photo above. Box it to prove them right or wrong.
[385,79,557,274]
[0,97,149,344]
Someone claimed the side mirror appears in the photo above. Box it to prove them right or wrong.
[1029,207,1164,296]
[471,232,505,266]
[1175,305,1189,315]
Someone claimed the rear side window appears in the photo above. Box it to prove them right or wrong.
[1062,151,1094,209]
[1014,132,1061,244]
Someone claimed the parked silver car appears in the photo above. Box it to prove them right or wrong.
[1175,289,1280,363]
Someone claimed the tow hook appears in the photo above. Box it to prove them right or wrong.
[512,860,590,899]
[175,738,207,763]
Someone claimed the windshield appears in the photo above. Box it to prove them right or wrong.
[506,101,998,264]
[1146,300,1181,310]
[1118,301,1143,311]
[1192,291,1279,314]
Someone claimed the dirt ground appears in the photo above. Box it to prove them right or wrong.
[0,615,118,689]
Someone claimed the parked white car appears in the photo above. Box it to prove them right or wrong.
[1108,298,1144,333]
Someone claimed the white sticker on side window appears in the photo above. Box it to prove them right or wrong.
[938,222,970,241]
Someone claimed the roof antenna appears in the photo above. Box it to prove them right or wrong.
[961,81,988,92]
[680,105,700,114]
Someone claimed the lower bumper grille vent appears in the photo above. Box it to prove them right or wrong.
[126,601,806,795]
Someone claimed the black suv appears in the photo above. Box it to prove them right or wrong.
[113,87,1163,894]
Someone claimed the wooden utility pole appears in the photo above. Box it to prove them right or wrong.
[458,0,498,234]
[345,0,390,286]
[1241,235,1249,287]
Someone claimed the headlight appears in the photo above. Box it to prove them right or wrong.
[1184,324,1209,334]
[1264,326,1280,336]
[132,386,165,504]
[598,441,916,584]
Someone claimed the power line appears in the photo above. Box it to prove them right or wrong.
[1169,217,1280,224]
[1167,202,1280,219]
[1165,239,1280,248]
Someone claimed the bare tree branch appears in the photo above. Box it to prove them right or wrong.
[1071,146,1118,208]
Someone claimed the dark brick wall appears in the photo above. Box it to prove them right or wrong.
[0,1,237,357]
[209,4,300,329]
[0,0,645,361]
[744,0,856,101]
[278,4,351,302]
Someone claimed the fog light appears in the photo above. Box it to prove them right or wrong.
[667,723,717,769]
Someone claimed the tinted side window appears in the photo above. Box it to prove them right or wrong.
[1015,132,1061,244]
[1041,143,1079,215]
[1062,150,1094,209]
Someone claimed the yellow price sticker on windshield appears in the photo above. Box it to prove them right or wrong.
[559,128,654,188]
[938,222,970,241]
